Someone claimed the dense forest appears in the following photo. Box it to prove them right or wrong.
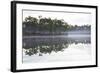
[23,16,91,35]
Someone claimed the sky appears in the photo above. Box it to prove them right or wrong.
[23,10,92,26]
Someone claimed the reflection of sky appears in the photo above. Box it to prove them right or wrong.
[23,10,92,26]
[23,43,91,63]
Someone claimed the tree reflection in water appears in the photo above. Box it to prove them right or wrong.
[23,37,90,56]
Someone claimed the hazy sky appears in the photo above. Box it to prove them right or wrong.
[23,10,92,26]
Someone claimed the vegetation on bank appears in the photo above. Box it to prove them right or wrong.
[23,16,91,35]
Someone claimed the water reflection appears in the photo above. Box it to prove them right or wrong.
[23,36,90,56]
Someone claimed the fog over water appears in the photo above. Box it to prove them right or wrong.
[23,31,91,63]
[22,10,92,63]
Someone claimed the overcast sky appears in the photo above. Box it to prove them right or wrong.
[23,10,92,26]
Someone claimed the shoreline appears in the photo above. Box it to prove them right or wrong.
[23,34,91,39]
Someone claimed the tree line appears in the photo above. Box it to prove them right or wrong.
[23,16,91,35]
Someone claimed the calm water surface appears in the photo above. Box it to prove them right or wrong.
[23,34,91,63]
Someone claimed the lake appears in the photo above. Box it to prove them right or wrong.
[22,33,91,63]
